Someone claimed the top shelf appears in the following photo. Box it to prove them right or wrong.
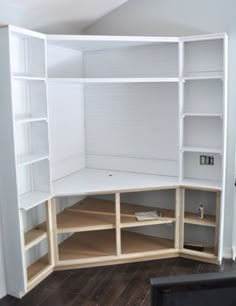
[47,36,179,53]
[48,77,179,84]
[12,75,46,81]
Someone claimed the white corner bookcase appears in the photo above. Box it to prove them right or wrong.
[0,26,227,298]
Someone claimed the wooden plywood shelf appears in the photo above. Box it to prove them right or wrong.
[27,254,49,282]
[184,212,216,227]
[58,230,117,261]
[58,230,174,262]
[24,222,47,250]
[57,209,115,233]
[121,230,174,254]
[181,247,217,260]
[65,197,175,230]
[120,203,175,228]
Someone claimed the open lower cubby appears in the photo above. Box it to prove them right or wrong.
[56,189,177,234]
[184,39,223,78]
[183,79,223,115]
[58,230,117,261]
[120,190,176,227]
[26,238,50,282]
[10,31,45,78]
[23,202,48,250]
[183,117,222,151]
[47,41,179,78]
[183,223,216,257]
[15,121,49,166]
[12,79,47,122]
[17,159,51,210]
[121,224,175,254]
[183,151,222,182]
[184,189,218,227]
[57,196,116,233]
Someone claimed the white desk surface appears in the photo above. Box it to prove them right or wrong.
[52,168,221,197]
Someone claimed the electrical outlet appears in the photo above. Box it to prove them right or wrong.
[209,156,214,165]
[200,155,214,166]
[200,155,206,165]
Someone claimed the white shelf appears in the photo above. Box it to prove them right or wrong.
[181,178,222,191]
[52,168,179,197]
[15,116,48,124]
[20,192,52,211]
[183,75,223,81]
[182,113,223,118]
[17,154,49,167]
[182,147,222,154]
[48,77,179,84]
[12,75,46,81]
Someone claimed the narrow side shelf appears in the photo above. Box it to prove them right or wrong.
[184,212,216,227]
[181,248,217,262]
[182,147,222,154]
[24,222,47,250]
[15,116,48,124]
[27,254,50,282]
[182,113,223,118]
[20,192,52,211]
[17,154,49,167]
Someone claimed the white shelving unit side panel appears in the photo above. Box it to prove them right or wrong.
[0,27,26,297]
[218,34,228,262]
[182,33,228,262]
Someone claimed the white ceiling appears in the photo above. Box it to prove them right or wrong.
[0,0,128,34]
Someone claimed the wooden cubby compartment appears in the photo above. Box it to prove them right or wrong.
[56,196,116,233]
[120,189,176,228]
[183,223,216,258]
[58,230,117,261]
[182,188,219,260]
[10,31,45,78]
[184,189,218,227]
[26,238,50,282]
[23,201,48,250]
[121,225,175,255]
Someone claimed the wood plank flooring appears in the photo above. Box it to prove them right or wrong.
[0,258,235,306]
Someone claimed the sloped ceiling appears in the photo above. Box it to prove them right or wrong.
[0,0,128,34]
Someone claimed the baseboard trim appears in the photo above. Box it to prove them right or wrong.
[232,246,236,260]
[223,247,233,259]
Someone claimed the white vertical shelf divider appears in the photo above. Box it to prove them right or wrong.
[218,35,228,262]
[178,41,184,182]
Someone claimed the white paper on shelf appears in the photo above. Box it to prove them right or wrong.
[135,211,161,221]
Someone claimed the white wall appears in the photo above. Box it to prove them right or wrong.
[0,225,6,298]
[86,0,236,258]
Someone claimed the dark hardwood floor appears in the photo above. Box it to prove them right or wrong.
[0,258,235,306]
